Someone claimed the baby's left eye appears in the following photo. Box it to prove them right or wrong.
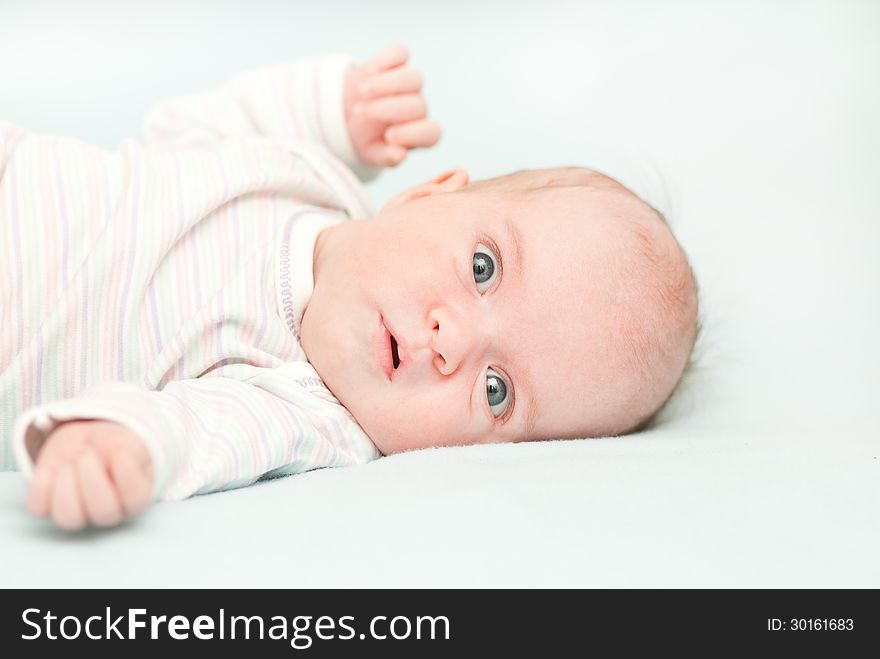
[486,368,511,418]
[473,243,499,293]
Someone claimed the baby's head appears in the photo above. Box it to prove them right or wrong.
[301,166,698,455]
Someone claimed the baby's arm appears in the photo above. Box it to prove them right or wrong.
[142,44,439,178]
[14,363,379,530]
[27,420,153,530]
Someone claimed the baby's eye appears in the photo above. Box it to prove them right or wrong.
[486,368,511,418]
[473,243,499,293]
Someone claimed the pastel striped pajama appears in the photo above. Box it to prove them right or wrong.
[0,54,382,501]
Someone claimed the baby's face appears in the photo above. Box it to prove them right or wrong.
[301,174,662,454]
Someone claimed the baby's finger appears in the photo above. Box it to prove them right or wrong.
[50,464,87,531]
[364,43,409,74]
[108,448,153,517]
[27,428,86,517]
[359,142,408,168]
[26,466,53,517]
[359,94,426,125]
[359,66,422,100]
[77,451,124,527]
[385,119,442,149]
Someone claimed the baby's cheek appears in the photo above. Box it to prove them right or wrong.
[348,240,379,281]
[364,397,450,453]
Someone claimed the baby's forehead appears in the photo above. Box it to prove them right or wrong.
[506,183,648,243]
[451,173,663,267]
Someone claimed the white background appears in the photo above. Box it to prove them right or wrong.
[1,0,877,586]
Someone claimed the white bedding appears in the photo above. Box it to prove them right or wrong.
[1,0,877,587]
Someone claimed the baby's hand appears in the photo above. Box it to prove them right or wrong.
[344,43,442,168]
[26,420,154,531]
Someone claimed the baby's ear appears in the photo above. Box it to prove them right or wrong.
[384,168,469,208]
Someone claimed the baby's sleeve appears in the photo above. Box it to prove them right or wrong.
[11,363,381,502]
[141,54,380,182]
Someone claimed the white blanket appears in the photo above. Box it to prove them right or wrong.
[1,0,877,587]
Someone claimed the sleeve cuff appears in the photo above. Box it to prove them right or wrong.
[12,385,172,502]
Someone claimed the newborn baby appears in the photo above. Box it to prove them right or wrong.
[0,44,698,530]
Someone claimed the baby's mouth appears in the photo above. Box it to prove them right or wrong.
[390,334,400,370]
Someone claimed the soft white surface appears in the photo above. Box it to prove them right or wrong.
[1,0,878,587]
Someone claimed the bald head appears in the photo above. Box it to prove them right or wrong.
[467,166,699,435]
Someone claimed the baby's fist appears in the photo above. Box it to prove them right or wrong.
[26,419,154,531]
[344,43,442,168]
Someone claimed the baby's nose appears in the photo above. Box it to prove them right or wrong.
[427,307,482,376]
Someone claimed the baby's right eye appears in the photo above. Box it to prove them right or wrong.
[473,243,499,293]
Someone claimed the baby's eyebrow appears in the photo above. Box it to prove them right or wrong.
[523,385,539,438]
[505,217,525,286]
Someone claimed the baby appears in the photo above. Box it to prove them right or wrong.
[0,44,698,531]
